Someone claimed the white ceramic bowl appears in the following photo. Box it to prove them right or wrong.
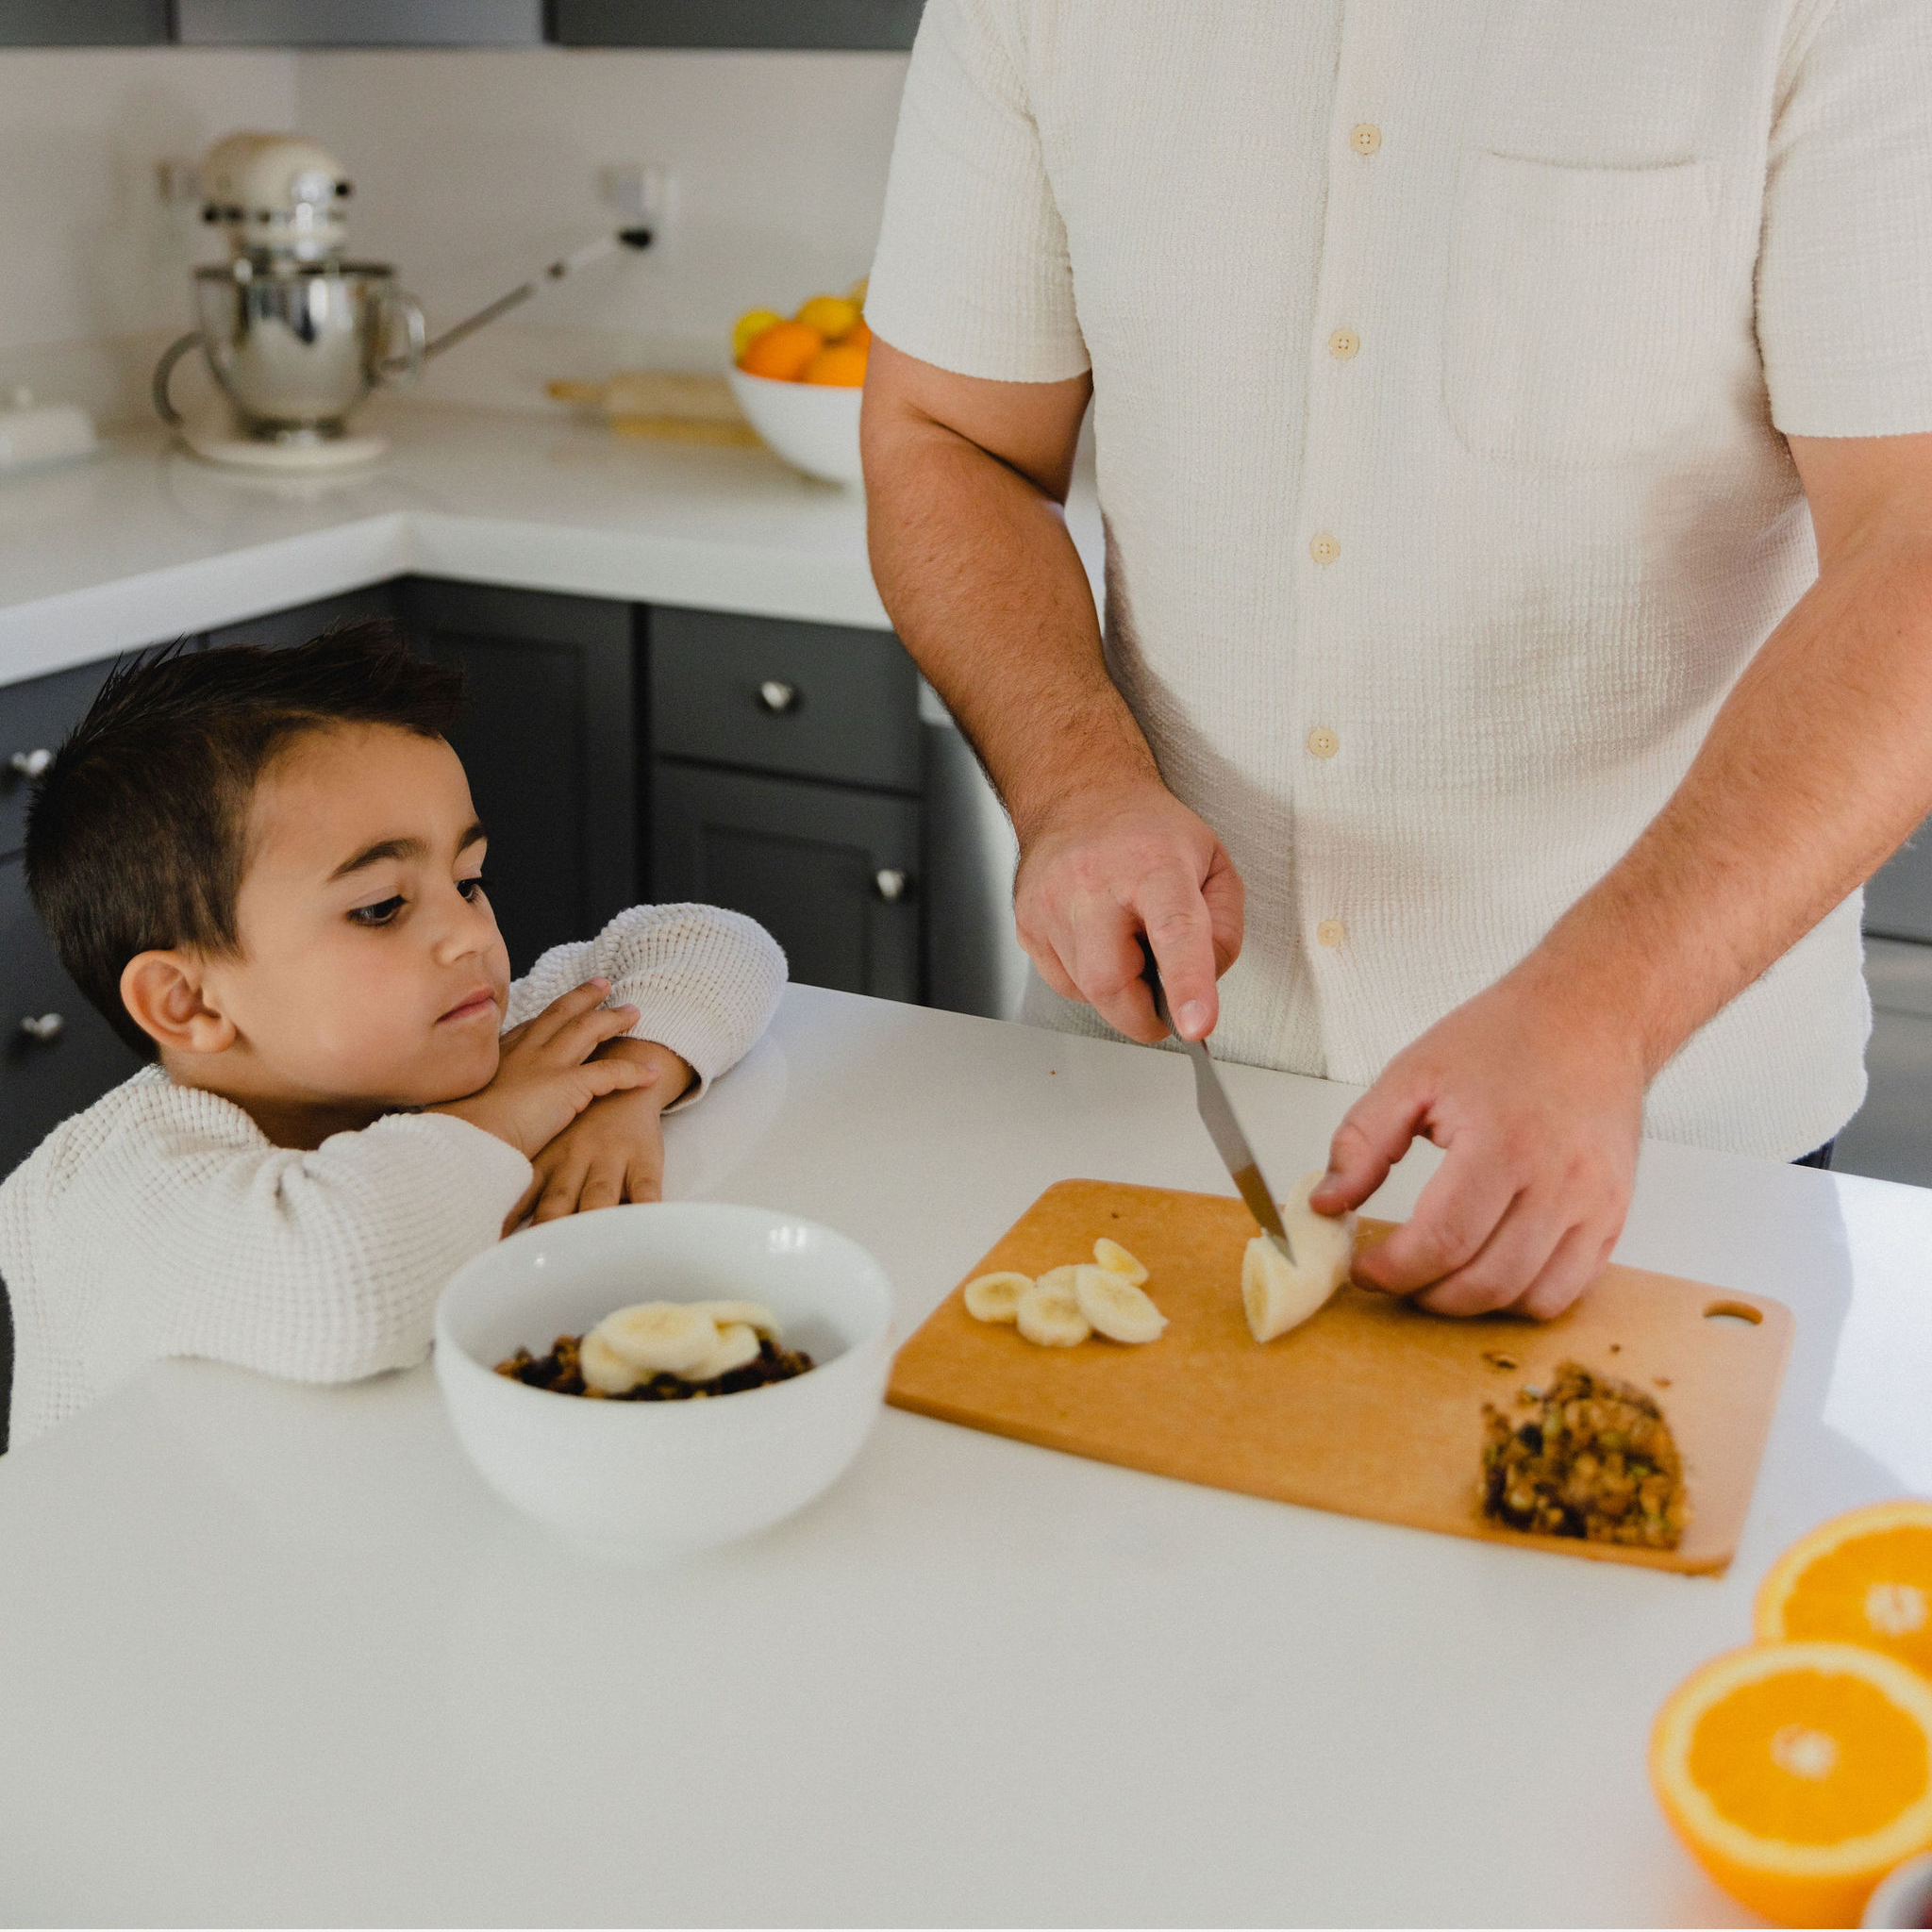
[435,1203,892,1562]
[727,367,863,485]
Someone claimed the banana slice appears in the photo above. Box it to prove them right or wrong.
[580,1327,643,1394]
[1092,1237,1149,1284]
[963,1271,1032,1323]
[1073,1261,1166,1343]
[1035,1263,1081,1295]
[1017,1274,1092,1347]
[1242,1171,1358,1343]
[590,1301,720,1376]
[684,1299,781,1339]
[686,1321,762,1382]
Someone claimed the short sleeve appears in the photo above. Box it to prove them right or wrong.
[1757,0,1932,437]
[864,0,1090,383]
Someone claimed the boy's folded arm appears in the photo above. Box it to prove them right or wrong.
[507,904,788,1110]
[141,1109,531,1385]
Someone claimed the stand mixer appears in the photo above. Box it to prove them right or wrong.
[154,131,651,471]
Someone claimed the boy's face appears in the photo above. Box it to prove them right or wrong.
[197,723,512,1109]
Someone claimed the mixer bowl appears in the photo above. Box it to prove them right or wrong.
[187,260,421,441]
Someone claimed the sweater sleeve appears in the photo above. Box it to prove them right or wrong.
[125,1107,534,1387]
[503,903,787,1108]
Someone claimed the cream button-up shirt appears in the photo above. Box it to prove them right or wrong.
[865,0,1932,1158]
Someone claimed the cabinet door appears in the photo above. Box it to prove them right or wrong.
[0,655,123,859]
[552,0,923,48]
[653,761,919,1002]
[650,607,921,794]
[0,856,143,1184]
[402,580,637,974]
[1866,820,1932,945]
[174,0,541,42]
[0,0,167,42]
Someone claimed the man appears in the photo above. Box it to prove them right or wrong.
[860,0,1932,1316]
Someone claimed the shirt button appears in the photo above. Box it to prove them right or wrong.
[1327,328,1360,359]
[1350,123,1382,156]
[1309,531,1341,566]
[1307,725,1340,758]
[1317,918,1346,948]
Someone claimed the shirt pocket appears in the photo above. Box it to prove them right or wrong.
[1442,149,1720,468]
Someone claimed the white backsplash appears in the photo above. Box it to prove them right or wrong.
[0,44,908,426]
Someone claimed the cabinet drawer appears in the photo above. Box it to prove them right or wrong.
[0,657,120,858]
[0,858,142,1181]
[650,608,921,795]
[653,761,920,1004]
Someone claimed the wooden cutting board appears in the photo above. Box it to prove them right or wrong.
[887,1180,1794,1574]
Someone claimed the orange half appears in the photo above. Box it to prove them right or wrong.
[1651,1641,1932,1926]
[1756,1500,1932,1681]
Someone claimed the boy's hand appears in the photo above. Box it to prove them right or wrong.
[510,1040,693,1230]
[427,978,650,1158]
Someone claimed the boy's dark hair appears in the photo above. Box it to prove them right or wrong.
[25,621,465,1059]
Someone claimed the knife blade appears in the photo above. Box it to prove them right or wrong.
[1142,948,1296,1268]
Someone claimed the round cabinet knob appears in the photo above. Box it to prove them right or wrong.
[757,680,799,715]
[9,748,52,778]
[873,868,909,903]
[19,1012,64,1042]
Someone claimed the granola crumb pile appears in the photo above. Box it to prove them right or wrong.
[495,1331,814,1401]
[1481,1360,1689,1549]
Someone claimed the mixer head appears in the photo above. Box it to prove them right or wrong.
[200,132,352,264]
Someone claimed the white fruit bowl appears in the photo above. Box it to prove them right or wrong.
[435,1202,893,1563]
[727,367,864,485]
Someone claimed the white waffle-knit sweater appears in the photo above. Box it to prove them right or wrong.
[0,903,786,1449]
[866,0,1932,1158]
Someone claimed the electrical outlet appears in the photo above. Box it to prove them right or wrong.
[598,164,678,248]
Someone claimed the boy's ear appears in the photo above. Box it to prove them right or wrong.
[120,951,237,1058]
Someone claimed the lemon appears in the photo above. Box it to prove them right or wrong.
[731,308,784,359]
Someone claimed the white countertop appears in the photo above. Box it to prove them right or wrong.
[0,403,1107,684]
[2,985,1926,1925]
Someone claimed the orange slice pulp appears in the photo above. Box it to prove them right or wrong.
[1756,1499,1932,1681]
[1651,1641,1932,1926]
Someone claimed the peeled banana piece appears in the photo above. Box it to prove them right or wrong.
[684,1298,780,1337]
[580,1326,644,1393]
[593,1300,719,1375]
[1017,1274,1092,1346]
[685,1320,762,1382]
[1092,1237,1149,1284]
[1242,1170,1358,1343]
[963,1271,1032,1323]
[1072,1262,1166,1343]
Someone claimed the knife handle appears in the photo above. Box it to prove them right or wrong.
[1138,935,1175,1038]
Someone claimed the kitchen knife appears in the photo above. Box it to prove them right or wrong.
[1142,947,1296,1267]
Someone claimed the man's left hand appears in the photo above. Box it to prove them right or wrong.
[1307,971,1645,1319]
[508,1037,693,1231]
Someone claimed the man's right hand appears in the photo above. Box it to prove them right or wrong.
[1013,779,1244,1043]
[428,978,654,1158]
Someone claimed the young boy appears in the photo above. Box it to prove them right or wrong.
[0,624,786,1449]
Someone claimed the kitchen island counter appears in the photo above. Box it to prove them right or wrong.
[1,984,1925,1925]
[0,401,1106,683]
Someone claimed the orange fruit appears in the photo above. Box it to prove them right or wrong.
[1651,1641,1932,1926]
[737,320,824,381]
[799,342,868,388]
[1757,1500,1932,1681]
[794,293,861,341]
[843,319,873,352]
[731,307,784,359]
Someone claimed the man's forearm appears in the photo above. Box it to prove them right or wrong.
[1522,529,1932,1074]
[863,391,1156,836]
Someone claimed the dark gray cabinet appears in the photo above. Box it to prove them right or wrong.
[648,604,926,1002]
[654,761,920,1002]
[1865,824,1932,945]
[174,0,542,42]
[552,0,923,48]
[0,655,122,859]
[0,0,167,42]
[0,856,143,1183]
[208,578,638,977]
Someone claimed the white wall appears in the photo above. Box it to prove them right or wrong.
[0,49,295,423]
[0,43,908,425]
[295,48,908,408]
